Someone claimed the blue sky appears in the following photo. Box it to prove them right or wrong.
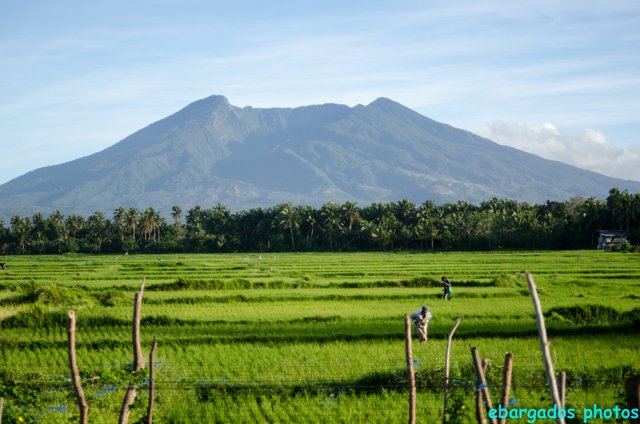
[1,0,639,184]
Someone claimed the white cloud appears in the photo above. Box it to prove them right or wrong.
[473,121,640,182]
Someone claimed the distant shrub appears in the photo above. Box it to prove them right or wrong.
[353,370,405,392]
[610,239,637,252]
[1,307,130,329]
[490,273,525,288]
[546,304,621,324]
[92,289,129,306]
[289,315,341,324]
[146,278,224,291]
[404,276,440,287]
[4,282,93,307]
[1,306,68,329]
[622,307,640,324]
[141,315,199,326]
[332,276,450,289]
[617,241,640,253]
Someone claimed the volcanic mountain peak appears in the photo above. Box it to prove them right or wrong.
[1,95,638,219]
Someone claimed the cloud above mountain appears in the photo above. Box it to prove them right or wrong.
[474,122,640,182]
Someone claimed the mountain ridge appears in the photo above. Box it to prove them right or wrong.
[1,95,639,219]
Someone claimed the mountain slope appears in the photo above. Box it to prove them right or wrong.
[1,95,639,218]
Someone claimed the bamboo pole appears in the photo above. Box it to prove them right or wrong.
[133,279,146,371]
[147,337,158,424]
[498,353,513,424]
[442,317,462,424]
[404,315,416,424]
[471,347,497,424]
[482,359,490,375]
[119,386,137,424]
[556,371,566,410]
[475,359,491,424]
[67,311,89,424]
[476,391,486,424]
[120,279,146,424]
[525,272,565,424]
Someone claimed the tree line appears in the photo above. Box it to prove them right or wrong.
[1,188,638,255]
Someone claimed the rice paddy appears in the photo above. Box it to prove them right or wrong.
[0,250,638,423]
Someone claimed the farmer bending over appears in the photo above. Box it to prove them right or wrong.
[442,276,452,300]
[411,306,432,343]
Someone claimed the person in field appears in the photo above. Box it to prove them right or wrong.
[442,276,452,300]
[411,306,432,343]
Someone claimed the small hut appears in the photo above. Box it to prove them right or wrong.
[597,230,628,251]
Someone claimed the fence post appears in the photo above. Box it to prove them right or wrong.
[476,359,490,424]
[442,317,462,424]
[475,390,486,424]
[67,311,89,424]
[525,272,565,424]
[147,337,158,424]
[133,279,146,371]
[471,347,496,424]
[498,353,513,424]
[556,371,566,409]
[120,279,146,424]
[119,386,137,424]
[404,315,416,424]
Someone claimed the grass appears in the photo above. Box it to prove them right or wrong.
[0,250,639,423]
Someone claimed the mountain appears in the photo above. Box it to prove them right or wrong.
[1,95,639,219]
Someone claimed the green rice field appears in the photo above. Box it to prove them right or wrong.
[0,250,639,423]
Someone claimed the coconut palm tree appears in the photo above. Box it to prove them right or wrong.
[171,205,183,225]
[276,203,300,251]
[87,211,110,252]
[340,201,361,247]
[48,210,65,253]
[417,201,440,249]
[65,214,85,239]
[10,215,31,254]
[113,206,127,243]
[607,188,634,231]
[320,203,342,249]
[125,208,140,240]
[299,205,317,249]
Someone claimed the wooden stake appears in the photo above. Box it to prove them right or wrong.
[498,353,513,424]
[525,272,565,424]
[471,347,496,424]
[118,385,137,424]
[476,358,491,424]
[556,371,566,410]
[482,359,490,375]
[147,337,158,424]
[442,317,462,424]
[476,390,486,424]
[67,311,89,424]
[1,397,4,424]
[404,315,416,424]
[120,279,146,424]
[133,279,146,371]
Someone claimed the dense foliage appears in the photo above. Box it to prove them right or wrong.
[1,188,639,254]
